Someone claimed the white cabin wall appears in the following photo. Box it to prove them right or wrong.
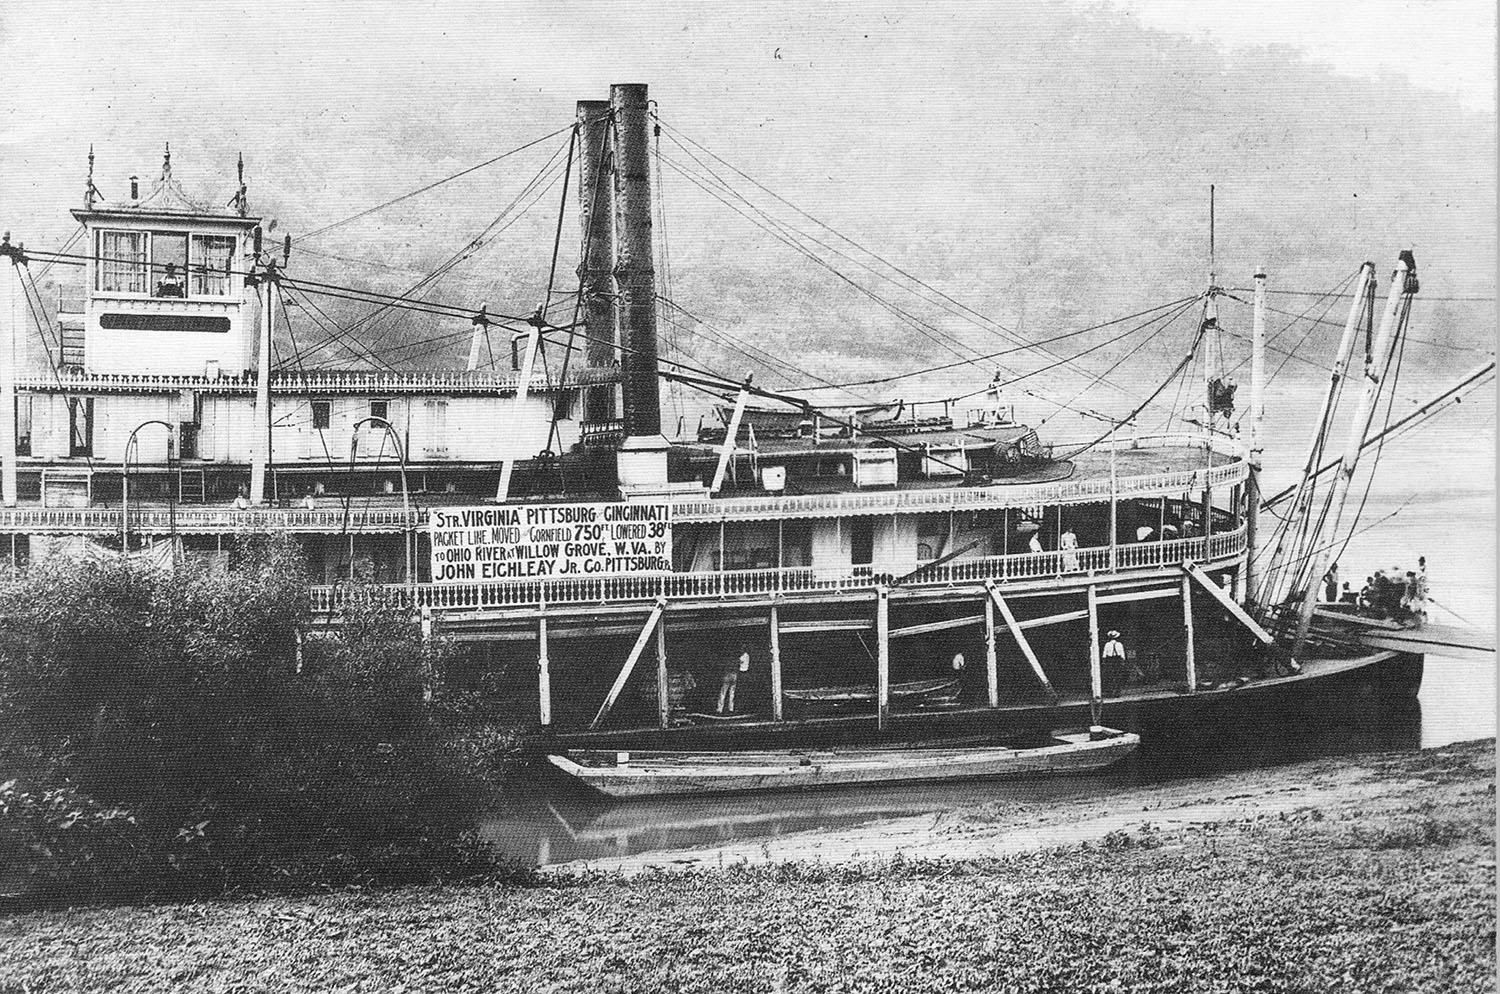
[873,515,921,576]
[444,396,557,462]
[810,518,850,572]
[93,395,176,462]
[31,395,66,459]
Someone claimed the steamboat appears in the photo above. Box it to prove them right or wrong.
[0,84,1488,788]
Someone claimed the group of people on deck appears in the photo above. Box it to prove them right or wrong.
[1323,559,1430,627]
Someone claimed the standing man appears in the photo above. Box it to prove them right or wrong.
[1102,629,1128,696]
[717,643,749,714]
[1323,563,1340,603]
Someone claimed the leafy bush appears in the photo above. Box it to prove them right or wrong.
[0,536,519,905]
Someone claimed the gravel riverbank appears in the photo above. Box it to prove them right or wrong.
[1,740,1492,993]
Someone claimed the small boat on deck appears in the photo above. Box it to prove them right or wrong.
[547,728,1139,798]
[782,677,960,705]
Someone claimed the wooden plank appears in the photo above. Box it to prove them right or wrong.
[1181,575,1197,692]
[1095,587,1179,606]
[1086,585,1102,723]
[1183,562,1274,645]
[889,613,985,640]
[770,603,783,721]
[779,619,874,634]
[538,611,551,726]
[1017,607,1090,630]
[988,585,1057,700]
[983,586,998,708]
[876,587,890,731]
[1360,629,1495,661]
[589,598,667,731]
[891,537,985,588]
[710,380,751,494]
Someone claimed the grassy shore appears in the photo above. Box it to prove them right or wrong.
[1,740,1493,993]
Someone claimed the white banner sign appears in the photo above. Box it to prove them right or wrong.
[428,502,672,583]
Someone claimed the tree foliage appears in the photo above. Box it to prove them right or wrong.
[0,536,514,904]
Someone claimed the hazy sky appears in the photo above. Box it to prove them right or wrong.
[0,1,1492,394]
[1111,0,1495,111]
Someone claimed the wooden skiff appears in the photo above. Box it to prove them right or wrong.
[782,677,960,704]
[548,728,1139,798]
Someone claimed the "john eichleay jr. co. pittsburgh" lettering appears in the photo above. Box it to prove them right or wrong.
[429,503,672,582]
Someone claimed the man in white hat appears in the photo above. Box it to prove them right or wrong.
[1102,629,1128,695]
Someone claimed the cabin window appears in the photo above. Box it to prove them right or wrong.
[97,230,148,294]
[311,400,331,430]
[14,396,32,457]
[190,235,235,296]
[69,398,94,457]
[369,400,389,423]
[916,513,948,562]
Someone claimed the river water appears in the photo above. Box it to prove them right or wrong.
[480,374,1496,867]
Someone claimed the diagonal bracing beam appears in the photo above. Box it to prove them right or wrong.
[590,597,668,730]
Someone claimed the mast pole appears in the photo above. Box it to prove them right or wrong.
[1243,265,1266,604]
[1291,254,1416,649]
[249,263,275,506]
[1202,185,1217,438]
[1257,262,1374,609]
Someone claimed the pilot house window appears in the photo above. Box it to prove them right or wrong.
[311,401,331,430]
[97,230,148,294]
[151,232,188,297]
[190,235,235,296]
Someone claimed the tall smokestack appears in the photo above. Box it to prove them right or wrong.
[609,83,669,492]
[610,83,662,440]
[576,99,617,423]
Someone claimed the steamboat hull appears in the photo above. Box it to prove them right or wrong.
[537,649,1423,753]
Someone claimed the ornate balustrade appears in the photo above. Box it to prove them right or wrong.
[307,524,1248,615]
[15,366,620,395]
[0,506,416,534]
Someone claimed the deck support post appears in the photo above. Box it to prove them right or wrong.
[983,581,999,708]
[656,611,669,730]
[538,607,552,728]
[987,585,1057,701]
[876,585,890,731]
[770,601,783,721]
[1181,574,1198,692]
[1086,585,1103,728]
[589,597,666,730]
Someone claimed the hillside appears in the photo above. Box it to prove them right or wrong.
[6,4,1494,423]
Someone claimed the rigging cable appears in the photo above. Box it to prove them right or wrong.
[658,119,1145,397]
[297,123,575,241]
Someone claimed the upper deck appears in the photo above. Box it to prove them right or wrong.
[0,432,1245,534]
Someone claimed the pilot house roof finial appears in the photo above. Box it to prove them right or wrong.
[85,144,97,209]
[162,142,172,180]
[232,152,248,216]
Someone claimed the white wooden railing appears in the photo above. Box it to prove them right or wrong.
[0,506,418,534]
[15,366,619,395]
[307,524,1248,614]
